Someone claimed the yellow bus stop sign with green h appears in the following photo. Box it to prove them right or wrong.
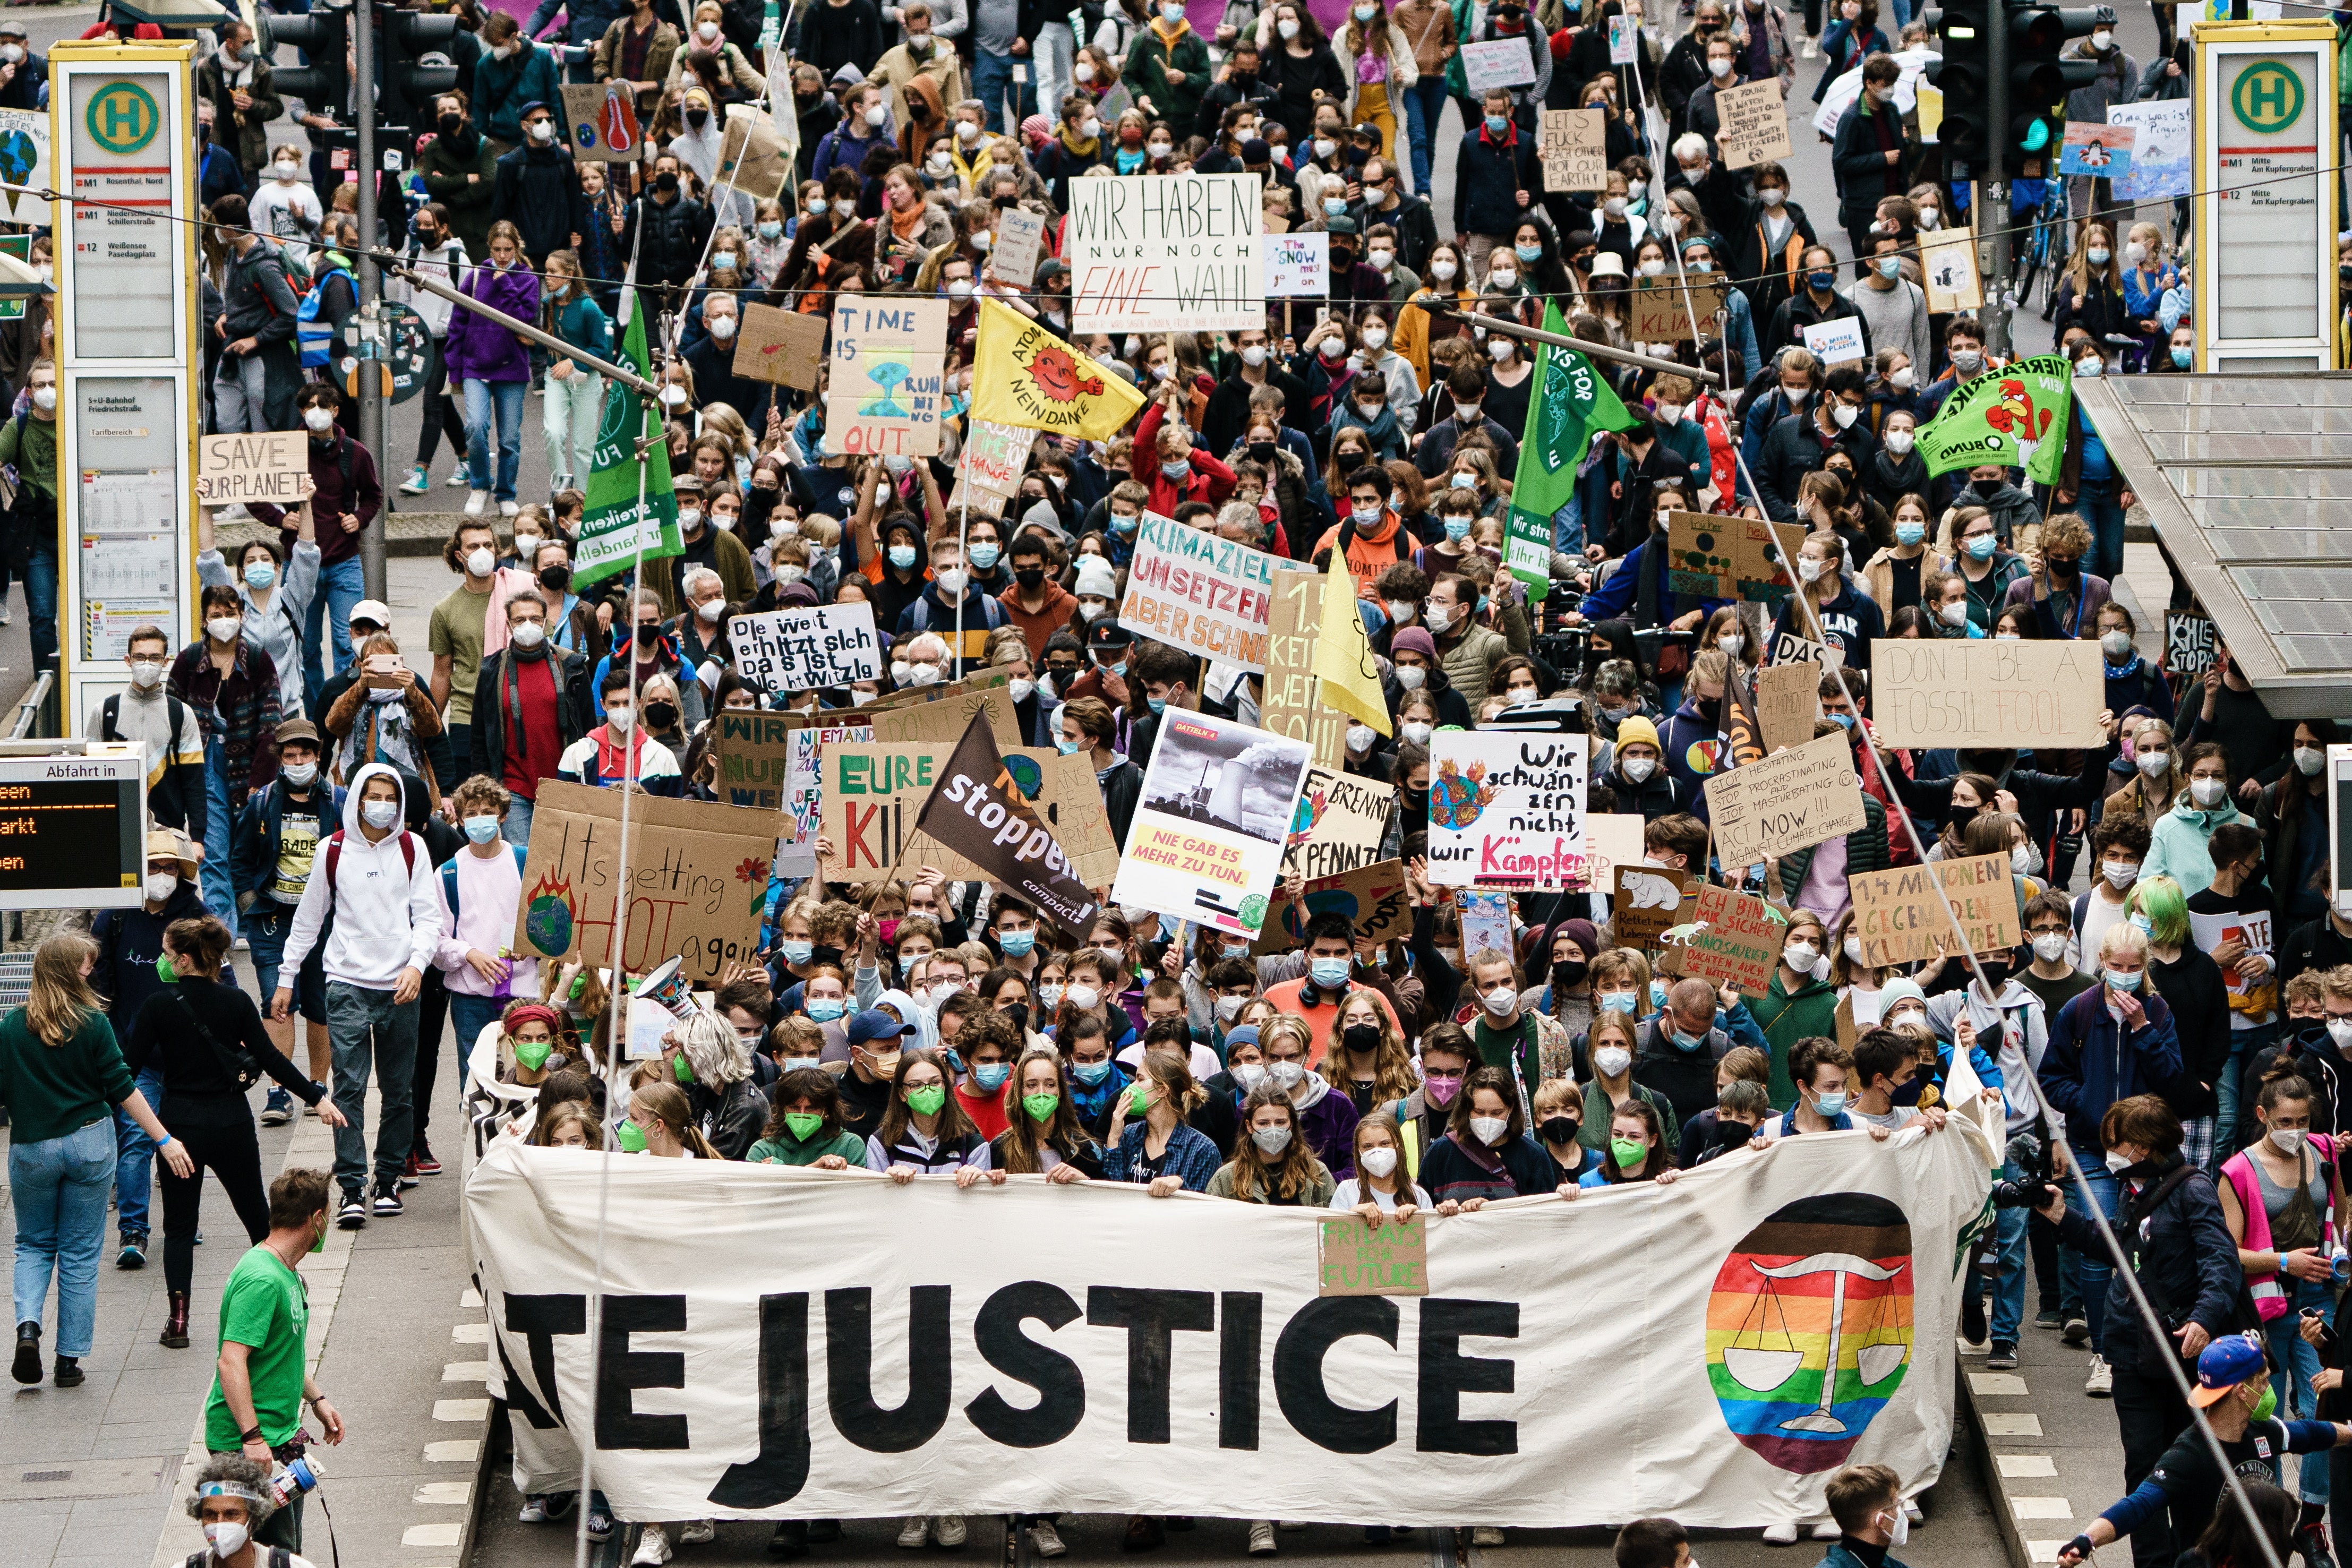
[85,81,160,155]
[2231,61,2305,135]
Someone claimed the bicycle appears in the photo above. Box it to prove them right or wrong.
[2012,175,2069,320]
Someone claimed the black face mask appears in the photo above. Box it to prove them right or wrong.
[2046,555,2080,579]
[1973,477,2005,498]
[1046,663,1081,684]
[686,107,709,127]
[1330,248,1356,269]
[438,112,464,136]
[1715,1118,1755,1150]
[654,170,680,192]
[635,622,662,647]
[1947,802,1978,834]
[1247,440,1278,462]
[1015,567,1046,589]
[645,701,680,730]
[1232,69,1258,87]
[1341,1022,1382,1055]
[1401,785,1430,815]
[538,565,570,593]
[811,944,845,968]
[1538,1115,1579,1145]
[1551,959,1588,990]
[1002,1003,1030,1032]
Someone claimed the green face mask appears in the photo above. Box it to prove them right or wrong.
[155,954,177,984]
[1611,1136,1648,1170]
[905,1084,947,1116]
[310,1214,328,1254]
[1023,1091,1060,1123]
[568,971,588,1001]
[617,1119,648,1153]
[1126,1081,1153,1115]
[672,1051,695,1084]
[2253,1384,2278,1423]
[784,1110,825,1142]
[514,1038,553,1072]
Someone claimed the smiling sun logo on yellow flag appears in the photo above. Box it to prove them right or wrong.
[971,298,1145,442]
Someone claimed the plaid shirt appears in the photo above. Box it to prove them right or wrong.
[168,638,284,810]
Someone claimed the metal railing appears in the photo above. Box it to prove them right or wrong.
[8,668,53,740]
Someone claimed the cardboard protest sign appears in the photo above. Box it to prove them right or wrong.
[1801,316,1866,366]
[1919,228,1983,314]
[714,105,792,199]
[1612,865,1694,952]
[820,743,988,883]
[711,710,863,815]
[1540,109,1607,190]
[2191,906,2278,1015]
[825,296,948,457]
[1461,37,1536,92]
[1629,281,1725,343]
[511,782,779,984]
[1664,511,1805,602]
[733,303,826,390]
[991,208,1046,286]
[2165,610,2216,675]
[1250,859,1415,954]
[1067,172,1263,333]
[1282,765,1394,879]
[1715,79,1793,169]
[1703,733,1868,869]
[1036,750,1122,889]
[1872,639,2105,749]
[1265,232,1329,296]
[1756,660,1824,755]
[955,418,1032,500]
[1318,1214,1427,1296]
[1849,852,2021,967]
[1424,731,1589,890]
[909,713,1102,937]
[1262,569,1346,769]
[196,432,315,507]
[1769,628,1843,670]
[1118,513,1280,671]
[559,82,642,161]
[1578,813,1646,895]
[1116,710,1312,935]
[1679,884,1780,997]
[866,671,1024,752]
[728,603,882,691]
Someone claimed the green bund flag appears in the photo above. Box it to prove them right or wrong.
[1506,303,1637,602]
[1914,353,2075,487]
[574,290,682,592]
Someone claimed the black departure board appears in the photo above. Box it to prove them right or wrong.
[0,754,144,910]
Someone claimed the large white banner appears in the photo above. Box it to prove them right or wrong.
[467,1116,1991,1526]
[1066,173,1264,333]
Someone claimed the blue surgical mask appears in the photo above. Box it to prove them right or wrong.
[2104,967,2143,992]
[243,562,276,590]
[1057,736,1084,755]
[1671,1029,1705,1052]
[1515,242,1542,263]
[463,815,501,844]
[998,929,1036,957]
[758,220,783,240]
[1830,710,1856,729]
[1147,696,1167,715]
[888,544,918,569]
[969,543,1000,569]
[1072,1058,1113,1085]
[2129,912,2154,935]
[1895,521,1926,546]
[1598,991,1638,1014]
[1162,459,1192,480]
[1310,956,1350,988]
[2171,346,2193,369]
[779,939,814,964]
[972,1062,1011,1091]
[1111,513,1139,535]
[1324,195,1349,217]
[1876,255,1902,279]
[1814,1090,1848,1116]
[1444,517,1471,542]
[1649,978,1667,1008]
[1484,114,1509,135]
[1965,534,1997,561]
[806,999,845,1022]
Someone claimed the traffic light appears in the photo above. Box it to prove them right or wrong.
[1921,1,1991,176]
[2003,1,2102,176]
[267,3,349,118]
[380,10,463,136]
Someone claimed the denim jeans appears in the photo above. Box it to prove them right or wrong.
[11,1118,117,1356]
[541,367,603,489]
[971,49,1034,132]
[301,553,367,721]
[2075,475,2127,581]
[2063,1158,2122,1353]
[463,378,528,503]
[326,980,420,1197]
[2215,1025,2274,1168]
[1991,1155,2031,1343]
[1401,76,1451,196]
[201,738,240,938]
[112,1067,164,1241]
[448,992,506,1064]
[2265,1275,2336,1502]
[23,544,55,671]
[499,796,534,847]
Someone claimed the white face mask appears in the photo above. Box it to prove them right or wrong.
[1796,556,1825,584]
[709,314,738,340]
[1843,935,1865,961]
[362,798,402,829]
[511,619,546,648]
[204,1522,252,1559]
[1431,259,1457,282]
[1621,756,1656,782]
[273,161,300,183]
[465,547,494,577]
[1253,1124,1294,1154]
[1783,942,1818,972]
[144,872,178,903]
[1064,982,1100,1012]
[2102,859,2140,890]
[2330,1019,2352,1050]
[1886,429,1915,455]
[1831,402,1859,429]
[1469,1115,1508,1146]
[129,658,165,690]
[1346,722,1376,753]
[207,615,242,645]
[302,406,335,432]
[1359,1145,1399,1178]
[695,597,725,623]
[2137,749,2171,778]
[1269,1059,1306,1089]
[1395,662,1426,690]
[1401,721,1431,745]
[2032,931,2069,962]
[2191,777,2227,807]
[2296,746,2326,776]
[1483,985,1517,1016]
[2011,845,2032,874]
[1593,1046,1632,1078]
[606,704,634,732]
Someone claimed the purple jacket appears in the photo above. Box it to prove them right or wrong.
[444,260,540,384]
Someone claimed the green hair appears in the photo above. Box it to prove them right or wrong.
[2127,875,2190,948]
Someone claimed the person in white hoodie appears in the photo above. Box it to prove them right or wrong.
[271,762,444,1230]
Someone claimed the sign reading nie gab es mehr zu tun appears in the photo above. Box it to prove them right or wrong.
[1067,173,1264,335]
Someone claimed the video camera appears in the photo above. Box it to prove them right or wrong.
[1990,1129,2058,1211]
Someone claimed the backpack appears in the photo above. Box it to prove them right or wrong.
[322,827,419,897]
[102,690,193,764]
[295,264,354,367]
[172,987,266,1091]
[186,1550,292,1568]
[439,844,528,923]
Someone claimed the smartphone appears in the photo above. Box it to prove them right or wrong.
[365,655,403,681]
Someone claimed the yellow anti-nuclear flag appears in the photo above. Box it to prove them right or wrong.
[971,298,1146,442]
[1310,549,1390,739]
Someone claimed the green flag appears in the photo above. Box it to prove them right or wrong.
[573,289,682,592]
[1913,352,2075,487]
[1506,303,1637,602]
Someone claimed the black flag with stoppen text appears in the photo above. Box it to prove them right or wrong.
[910,710,1100,939]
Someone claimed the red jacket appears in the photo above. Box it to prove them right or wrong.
[1132,401,1237,516]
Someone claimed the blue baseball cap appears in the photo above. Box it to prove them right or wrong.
[2190,1333,2267,1406]
[845,1008,917,1047]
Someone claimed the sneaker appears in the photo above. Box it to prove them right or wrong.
[399,1153,422,1191]
[633,1522,673,1565]
[897,1517,932,1548]
[413,1143,442,1175]
[399,465,432,495]
[464,489,490,517]
[519,1496,556,1524]
[2085,1353,2113,1396]
[1472,1528,1507,1546]
[12,1322,40,1385]
[934,1514,967,1547]
[1800,34,1817,57]
[1761,1522,1799,1546]
[1987,1340,2020,1369]
[338,1192,368,1230]
[372,1183,404,1218]
[446,468,471,489]
[1248,1521,1277,1555]
[260,1089,293,1126]
[500,500,519,518]
[2302,1521,2337,1568]
[2062,1314,2090,1346]
[1031,1520,1066,1558]
[1811,1521,1842,1541]
[806,1521,842,1543]
[588,1509,615,1543]
[679,1521,716,1545]
[2034,1308,2064,1331]
[1956,1327,1988,1355]
[116,1234,147,1270]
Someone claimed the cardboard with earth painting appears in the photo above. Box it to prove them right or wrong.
[1250,859,1415,955]
[1664,511,1806,602]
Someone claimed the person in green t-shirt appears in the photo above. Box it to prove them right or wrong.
[203,1168,347,1553]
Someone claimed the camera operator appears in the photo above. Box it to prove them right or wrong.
[184,1454,323,1568]
[2035,1094,2243,1568]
